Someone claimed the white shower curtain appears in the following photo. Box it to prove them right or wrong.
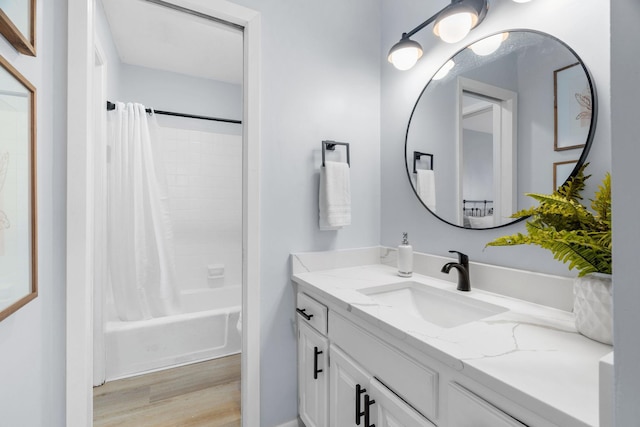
[107,102,180,321]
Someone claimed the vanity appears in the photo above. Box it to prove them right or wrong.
[292,248,612,427]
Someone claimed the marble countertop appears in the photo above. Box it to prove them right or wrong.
[292,263,613,427]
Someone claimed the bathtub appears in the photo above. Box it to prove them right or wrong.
[104,286,241,380]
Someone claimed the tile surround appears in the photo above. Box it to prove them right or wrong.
[158,126,242,290]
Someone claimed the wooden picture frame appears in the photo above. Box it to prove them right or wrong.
[0,0,36,56]
[554,62,591,151]
[553,160,577,192]
[0,54,37,322]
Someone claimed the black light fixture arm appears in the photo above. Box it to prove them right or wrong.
[400,5,449,40]
[397,0,487,41]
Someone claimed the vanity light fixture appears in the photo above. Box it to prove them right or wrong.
[469,32,509,56]
[388,0,488,70]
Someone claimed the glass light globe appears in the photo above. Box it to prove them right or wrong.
[469,33,508,56]
[389,46,422,70]
[434,12,473,44]
[433,60,455,80]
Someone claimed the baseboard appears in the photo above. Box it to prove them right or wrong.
[275,419,302,427]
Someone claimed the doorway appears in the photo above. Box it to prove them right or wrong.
[65,1,261,426]
[456,77,517,227]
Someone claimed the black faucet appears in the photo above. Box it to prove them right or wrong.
[441,250,471,292]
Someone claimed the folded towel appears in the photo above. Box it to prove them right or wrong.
[416,169,436,212]
[319,161,351,230]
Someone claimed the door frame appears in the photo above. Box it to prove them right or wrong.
[456,77,517,226]
[66,1,261,425]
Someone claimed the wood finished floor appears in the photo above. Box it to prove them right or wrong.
[93,354,241,427]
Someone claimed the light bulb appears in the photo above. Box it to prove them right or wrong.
[388,38,423,70]
[389,47,421,70]
[469,33,508,56]
[434,12,473,43]
[433,60,455,80]
[512,0,533,2]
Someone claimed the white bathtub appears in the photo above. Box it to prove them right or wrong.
[104,286,241,380]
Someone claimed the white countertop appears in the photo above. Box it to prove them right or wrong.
[292,263,613,427]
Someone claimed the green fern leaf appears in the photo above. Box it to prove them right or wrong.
[486,166,612,276]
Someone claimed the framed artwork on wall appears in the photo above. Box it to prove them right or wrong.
[553,160,578,192]
[0,0,36,56]
[0,54,37,322]
[554,62,591,151]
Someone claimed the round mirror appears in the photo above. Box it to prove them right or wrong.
[405,30,597,229]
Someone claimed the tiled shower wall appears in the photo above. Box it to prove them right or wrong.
[158,126,242,290]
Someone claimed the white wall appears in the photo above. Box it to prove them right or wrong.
[119,64,242,135]
[611,0,640,424]
[381,0,611,276]
[224,1,382,425]
[96,0,243,135]
[0,0,67,425]
[463,129,493,200]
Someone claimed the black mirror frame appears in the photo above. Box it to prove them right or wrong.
[404,29,598,230]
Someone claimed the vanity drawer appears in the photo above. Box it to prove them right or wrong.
[329,312,438,422]
[448,382,527,427]
[296,293,328,335]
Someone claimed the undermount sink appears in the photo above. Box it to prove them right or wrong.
[358,281,508,328]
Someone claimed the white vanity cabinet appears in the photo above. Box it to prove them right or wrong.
[447,383,526,427]
[330,344,435,427]
[296,290,543,427]
[369,378,437,427]
[329,344,372,426]
[297,294,329,427]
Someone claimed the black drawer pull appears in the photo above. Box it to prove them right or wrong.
[356,384,367,425]
[364,393,376,427]
[296,308,314,321]
[313,346,323,380]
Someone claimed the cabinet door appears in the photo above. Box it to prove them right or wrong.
[370,379,436,427]
[298,321,329,427]
[448,383,527,427]
[329,345,374,427]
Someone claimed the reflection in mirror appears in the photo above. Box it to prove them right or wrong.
[0,55,37,321]
[462,92,497,228]
[406,30,596,229]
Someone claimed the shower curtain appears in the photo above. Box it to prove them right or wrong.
[106,102,180,321]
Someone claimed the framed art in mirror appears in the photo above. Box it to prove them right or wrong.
[0,0,36,56]
[0,54,37,322]
[554,62,591,151]
[553,160,578,191]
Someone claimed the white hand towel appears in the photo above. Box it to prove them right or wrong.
[319,161,351,230]
[416,169,436,212]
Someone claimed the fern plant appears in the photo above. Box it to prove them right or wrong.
[486,164,611,277]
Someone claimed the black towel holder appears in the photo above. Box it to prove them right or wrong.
[413,151,434,173]
[322,140,350,167]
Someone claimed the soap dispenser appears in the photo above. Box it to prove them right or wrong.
[398,232,413,278]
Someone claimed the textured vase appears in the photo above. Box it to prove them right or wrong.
[573,273,613,345]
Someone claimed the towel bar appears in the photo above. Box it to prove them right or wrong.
[413,151,433,173]
[322,140,350,167]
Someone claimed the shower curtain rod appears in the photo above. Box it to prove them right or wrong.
[106,101,242,124]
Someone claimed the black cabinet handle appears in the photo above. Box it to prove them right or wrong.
[296,308,314,321]
[355,384,367,425]
[364,394,376,427]
[313,346,323,380]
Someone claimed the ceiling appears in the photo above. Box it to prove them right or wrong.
[101,0,243,84]
[462,95,493,134]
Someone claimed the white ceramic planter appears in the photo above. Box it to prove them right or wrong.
[573,273,613,345]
